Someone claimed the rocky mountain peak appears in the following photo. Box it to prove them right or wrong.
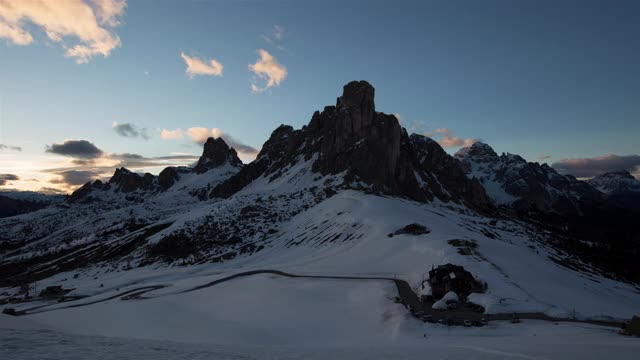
[335,80,376,134]
[587,170,640,195]
[194,137,242,174]
[109,167,155,193]
[211,80,493,213]
[455,142,499,164]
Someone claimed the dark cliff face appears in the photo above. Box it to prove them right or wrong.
[211,80,493,213]
[410,134,492,212]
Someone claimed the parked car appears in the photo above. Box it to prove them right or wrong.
[421,314,433,323]
[463,320,472,327]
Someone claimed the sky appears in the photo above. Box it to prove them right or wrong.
[0,0,639,193]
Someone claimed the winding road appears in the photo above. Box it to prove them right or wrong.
[7,269,625,329]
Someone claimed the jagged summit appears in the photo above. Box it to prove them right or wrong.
[211,80,493,212]
[588,170,640,194]
[455,142,602,214]
[67,137,243,203]
[109,167,155,193]
[194,137,242,174]
[455,142,499,163]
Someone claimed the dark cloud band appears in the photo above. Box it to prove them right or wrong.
[0,144,22,151]
[0,174,20,186]
[46,140,104,159]
[113,122,150,140]
[552,154,640,178]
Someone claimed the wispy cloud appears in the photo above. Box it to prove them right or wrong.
[112,121,149,140]
[537,155,552,161]
[181,52,223,78]
[249,49,287,92]
[160,128,184,140]
[261,24,285,44]
[0,0,126,63]
[424,128,480,148]
[552,154,640,178]
[0,144,22,151]
[46,139,104,159]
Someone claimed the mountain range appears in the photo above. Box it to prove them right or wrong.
[1,81,639,329]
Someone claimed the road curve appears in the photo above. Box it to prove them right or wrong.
[9,269,625,329]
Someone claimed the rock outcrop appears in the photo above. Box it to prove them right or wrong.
[158,167,180,191]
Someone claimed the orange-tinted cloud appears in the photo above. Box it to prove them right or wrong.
[160,128,184,140]
[181,52,223,78]
[249,49,287,92]
[0,0,126,63]
[424,128,479,148]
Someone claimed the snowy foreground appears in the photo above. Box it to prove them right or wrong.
[2,276,639,358]
[2,191,640,358]
[1,276,639,360]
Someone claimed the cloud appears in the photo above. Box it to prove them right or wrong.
[187,127,258,155]
[109,153,199,168]
[537,155,552,161]
[49,170,102,187]
[186,127,258,156]
[0,0,126,63]
[90,0,126,27]
[261,24,285,44]
[181,52,223,78]
[186,127,213,144]
[0,173,19,186]
[112,121,149,140]
[0,144,22,151]
[160,128,184,140]
[163,126,258,157]
[552,154,640,178]
[424,128,480,148]
[37,186,68,195]
[248,49,287,92]
[46,139,104,159]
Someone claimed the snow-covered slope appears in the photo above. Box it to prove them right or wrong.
[2,190,639,359]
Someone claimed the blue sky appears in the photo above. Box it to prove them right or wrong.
[0,0,639,192]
